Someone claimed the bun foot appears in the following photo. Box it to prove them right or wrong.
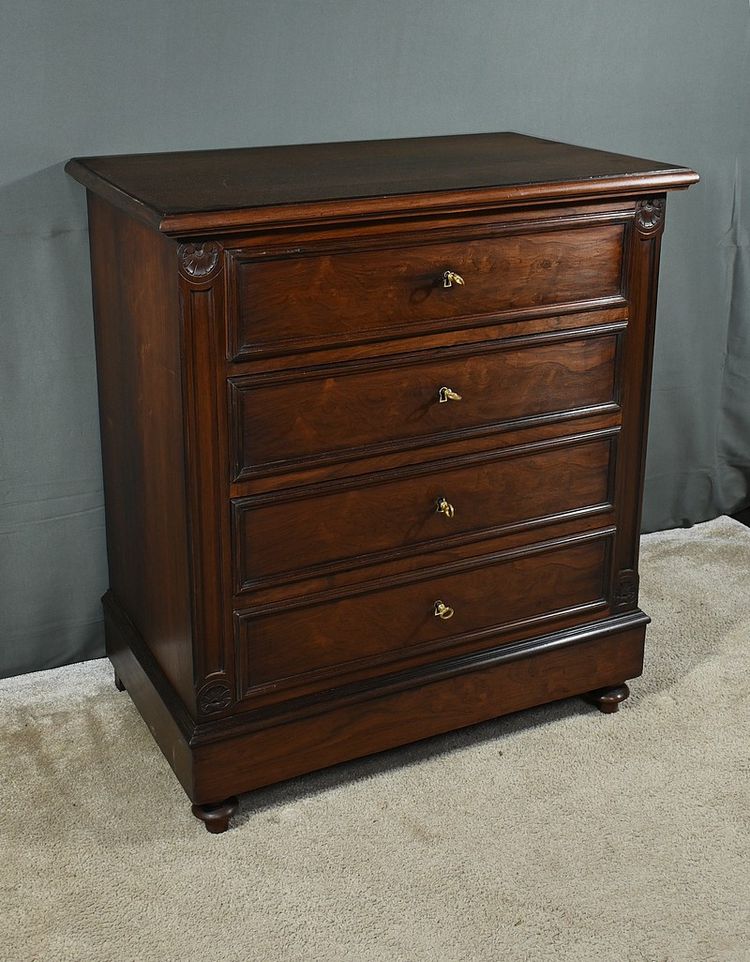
[114,673,125,692]
[585,683,630,714]
[191,796,239,834]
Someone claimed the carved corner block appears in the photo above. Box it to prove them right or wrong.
[178,241,222,281]
[197,681,233,716]
[613,569,639,610]
[634,198,665,237]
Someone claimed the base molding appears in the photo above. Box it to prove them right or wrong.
[104,591,647,809]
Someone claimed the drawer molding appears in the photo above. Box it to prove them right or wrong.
[234,525,616,618]
[230,295,629,364]
[226,204,631,262]
[102,586,645,747]
[234,426,620,505]
[69,133,697,830]
[231,319,626,385]
[226,216,627,362]
[235,528,615,702]
[200,611,649,755]
[237,598,611,704]
[229,323,625,481]
[231,428,619,592]
[230,397,621,482]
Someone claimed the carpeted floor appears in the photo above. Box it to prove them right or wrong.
[2,516,749,962]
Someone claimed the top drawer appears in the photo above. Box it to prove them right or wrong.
[226,223,625,361]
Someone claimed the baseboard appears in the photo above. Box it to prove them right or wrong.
[104,591,647,805]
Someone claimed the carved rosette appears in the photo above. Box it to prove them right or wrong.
[178,241,222,281]
[613,569,639,609]
[198,681,232,715]
[634,198,665,237]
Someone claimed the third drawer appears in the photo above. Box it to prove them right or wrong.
[232,433,615,590]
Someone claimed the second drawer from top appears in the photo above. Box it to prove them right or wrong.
[228,326,622,480]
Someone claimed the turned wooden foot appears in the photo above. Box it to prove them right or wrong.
[191,797,239,834]
[114,673,125,692]
[585,683,630,714]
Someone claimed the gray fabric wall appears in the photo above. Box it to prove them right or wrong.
[1,0,748,678]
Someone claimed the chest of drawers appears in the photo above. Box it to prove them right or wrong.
[67,133,697,832]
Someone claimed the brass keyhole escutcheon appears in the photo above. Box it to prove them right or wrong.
[436,497,455,519]
[438,386,462,403]
[433,600,455,620]
[442,270,465,289]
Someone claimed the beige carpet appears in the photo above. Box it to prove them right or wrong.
[2,517,749,962]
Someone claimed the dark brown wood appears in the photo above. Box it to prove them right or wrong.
[232,300,630,377]
[235,532,611,700]
[191,797,238,834]
[192,621,647,801]
[103,585,647,805]
[232,432,615,591]
[178,238,236,711]
[67,134,696,829]
[227,222,625,361]
[65,131,697,235]
[230,405,623,498]
[584,683,631,713]
[610,202,666,605]
[114,673,125,692]
[103,591,194,797]
[87,195,196,713]
[237,535,608,695]
[229,328,621,479]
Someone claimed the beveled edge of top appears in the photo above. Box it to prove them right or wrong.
[66,131,699,236]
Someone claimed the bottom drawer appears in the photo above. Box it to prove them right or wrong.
[236,533,610,697]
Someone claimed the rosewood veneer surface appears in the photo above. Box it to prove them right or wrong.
[67,132,697,831]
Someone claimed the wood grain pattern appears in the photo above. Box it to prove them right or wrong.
[102,585,647,809]
[610,206,665,604]
[235,534,610,697]
[232,432,615,590]
[228,300,630,377]
[230,408,623,498]
[88,195,196,713]
[194,618,647,802]
[178,257,236,712]
[65,132,697,236]
[103,591,194,794]
[230,329,621,478]
[228,223,624,360]
[68,133,696,830]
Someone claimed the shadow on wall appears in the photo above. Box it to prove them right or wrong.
[0,163,108,678]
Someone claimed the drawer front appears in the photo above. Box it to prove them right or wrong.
[229,331,619,478]
[236,535,609,696]
[227,224,625,359]
[233,434,615,590]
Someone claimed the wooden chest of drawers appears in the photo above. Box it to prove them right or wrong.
[67,133,697,832]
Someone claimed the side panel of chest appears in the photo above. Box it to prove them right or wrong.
[88,194,196,713]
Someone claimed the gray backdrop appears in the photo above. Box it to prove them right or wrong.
[2,0,748,678]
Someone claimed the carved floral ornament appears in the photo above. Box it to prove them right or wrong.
[614,570,639,607]
[634,197,665,236]
[198,682,232,715]
[178,241,222,280]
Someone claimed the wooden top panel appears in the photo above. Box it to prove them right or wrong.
[66,132,698,234]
